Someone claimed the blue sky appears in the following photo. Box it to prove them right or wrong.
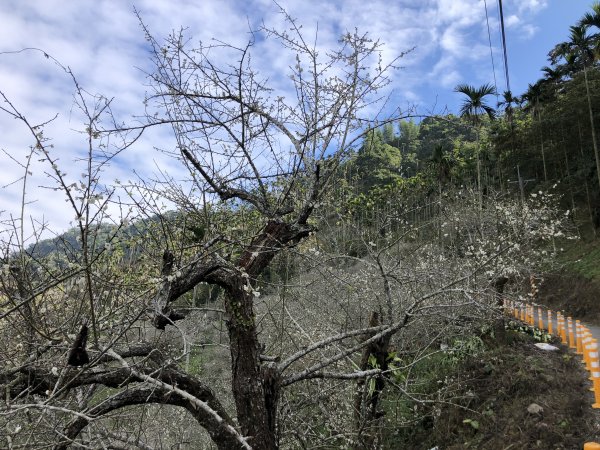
[0,0,594,239]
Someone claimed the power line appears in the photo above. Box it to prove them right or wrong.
[497,0,511,94]
[483,0,499,99]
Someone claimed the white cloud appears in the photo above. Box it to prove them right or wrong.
[520,24,539,39]
[506,15,521,27]
[441,70,463,89]
[515,0,548,15]
[0,0,557,239]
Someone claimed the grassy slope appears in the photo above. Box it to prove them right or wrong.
[559,237,600,281]
[535,237,600,325]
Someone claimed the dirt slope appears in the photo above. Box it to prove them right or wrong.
[399,326,600,449]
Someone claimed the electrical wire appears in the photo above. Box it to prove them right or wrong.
[483,0,499,99]
[497,0,511,94]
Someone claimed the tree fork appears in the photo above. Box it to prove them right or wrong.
[222,220,309,449]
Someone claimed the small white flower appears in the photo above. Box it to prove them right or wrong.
[51,367,59,376]
[253,290,261,298]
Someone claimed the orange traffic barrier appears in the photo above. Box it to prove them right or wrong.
[593,377,600,409]
[568,317,576,349]
[576,320,584,355]
[583,331,594,369]
[589,339,599,382]
[504,302,600,418]
[558,313,567,344]
[589,339,600,380]
[520,304,525,322]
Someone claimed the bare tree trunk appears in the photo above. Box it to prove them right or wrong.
[224,285,279,449]
[223,219,311,449]
[353,311,391,449]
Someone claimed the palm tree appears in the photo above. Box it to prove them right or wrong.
[551,24,600,191]
[454,83,496,212]
[541,66,564,86]
[579,1,600,30]
[497,90,518,123]
[455,83,496,126]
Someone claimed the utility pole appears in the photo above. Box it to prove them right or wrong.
[509,165,535,206]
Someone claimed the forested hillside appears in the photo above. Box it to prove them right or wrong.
[1,3,600,449]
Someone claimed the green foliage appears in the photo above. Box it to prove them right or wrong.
[509,321,553,343]
[462,418,480,430]
[352,128,403,190]
[417,115,475,160]
[558,237,600,280]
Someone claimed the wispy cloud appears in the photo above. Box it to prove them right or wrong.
[515,0,548,15]
[0,0,554,238]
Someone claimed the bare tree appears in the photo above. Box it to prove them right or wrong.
[130,12,411,448]
[0,10,573,450]
[0,12,413,450]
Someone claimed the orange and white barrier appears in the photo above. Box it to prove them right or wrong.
[576,320,584,355]
[505,300,600,428]
[589,340,600,409]
[568,317,577,350]
[583,332,594,370]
